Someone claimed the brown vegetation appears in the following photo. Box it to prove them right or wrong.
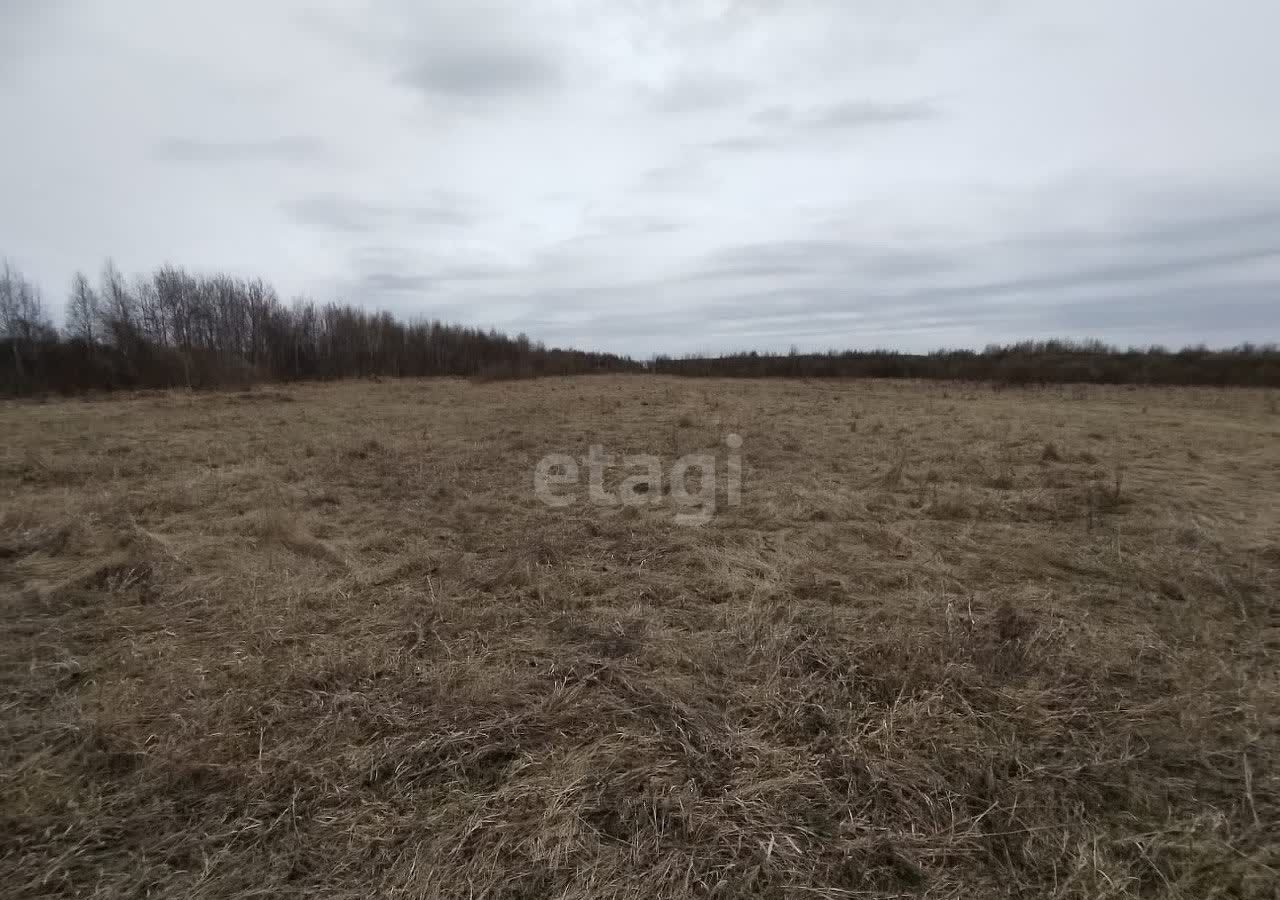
[2,377,1277,898]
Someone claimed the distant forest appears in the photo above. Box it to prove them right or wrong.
[2,258,1277,394]
[653,341,1280,387]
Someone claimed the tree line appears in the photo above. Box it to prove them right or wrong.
[3,258,1276,394]
[0,259,638,395]
[652,340,1280,387]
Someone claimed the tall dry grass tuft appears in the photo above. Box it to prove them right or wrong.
[881,447,907,490]
[249,504,347,568]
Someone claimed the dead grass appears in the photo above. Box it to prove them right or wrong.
[1,376,1277,898]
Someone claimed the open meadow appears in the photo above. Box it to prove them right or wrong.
[2,376,1278,898]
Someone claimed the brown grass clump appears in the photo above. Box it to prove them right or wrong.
[1,377,1277,898]
[881,447,908,489]
[248,506,348,568]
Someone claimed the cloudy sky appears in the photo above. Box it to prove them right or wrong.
[2,1,1278,355]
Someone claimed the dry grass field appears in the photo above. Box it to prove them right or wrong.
[2,376,1278,899]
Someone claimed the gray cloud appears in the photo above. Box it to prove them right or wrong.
[926,246,1280,302]
[398,46,559,99]
[1052,281,1277,335]
[707,97,941,154]
[506,275,1279,356]
[748,98,942,131]
[0,1,51,79]
[682,197,1280,307]
[623,193,1280,353]
[584,215,683,237]
[650,71,750,113]
[153,136,334,164]
[808,98,940,130]
[300,1,567,102]
[1015,205,1280,255]
[751,105,793,126]
[637,155,706,190]
[286,192,473,233]
[694,279,1280,349]
[705,135,778,153]
[360,271,435,293]
[683,239,1280,300]
[341,245,517,302]
[2,0,1278,356]
[682,240,962,283]
[431,187,1280,354]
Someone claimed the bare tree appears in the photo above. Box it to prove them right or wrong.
[1,260,51,339]
[66,271,100,342]
[99,258,136,346]
[132,273,165,345]
[0,262,16,340]
[1,260,53,378]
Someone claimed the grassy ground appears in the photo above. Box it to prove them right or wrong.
[2,376,1277,898]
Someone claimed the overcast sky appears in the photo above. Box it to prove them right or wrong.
[2,1,1278,355]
